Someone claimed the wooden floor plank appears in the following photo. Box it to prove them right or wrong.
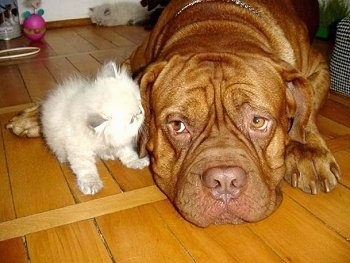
[60,161,122,203]
[43,57,80,83]
[0,122,16,222]
[27,220,112,263]
[326,134,350,152]
[0,65,31,108]
[0,238,27,263]
[153,200,282,262]
[0,186,165,241]
[2,113,74,218]
[329,93,350,107]
[90,48,135,64]
[0,35,56,63]
[44,28,97,56]
[320,99,350,127]
[0,102,37,115]
[30,40,58,61]
[283,182,350,239]
[249,196,350,262]
[66,53,101,77]
[96,203,194,263]
[18,61,57,101]
[103,160,154,191]
[334,150,350,188]
[90,26,138,47]
[317,115,350,138]
[73,27,118,50]
[0,36,31,50]
[154,201,238,263]
[113,25,149,45]
[42,30,78,55]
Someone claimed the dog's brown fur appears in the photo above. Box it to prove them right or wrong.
[130,0,340,226]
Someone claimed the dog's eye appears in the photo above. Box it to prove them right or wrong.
[251,116,268,130]
[171,120,187,134]
[167,119,191,145]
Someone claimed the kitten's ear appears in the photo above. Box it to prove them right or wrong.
[87,114,109,132]
[89,7,94,12]
[99,61,119,78]
[104,8,111,16]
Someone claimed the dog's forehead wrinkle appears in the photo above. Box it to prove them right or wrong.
[202,61,234,131]
[224,80,284,120]
[158,88,211,123]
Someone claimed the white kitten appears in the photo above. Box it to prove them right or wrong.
[41,61,149,195]
[89,2,150,26]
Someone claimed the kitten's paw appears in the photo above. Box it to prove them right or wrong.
[100,153,115,160]
[124,156,150,169]
[77,176,103,195]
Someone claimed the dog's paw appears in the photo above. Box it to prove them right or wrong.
[77,176,103,195]
[285,141,341,194]
[5,104,41,137]
[123,156,150,169]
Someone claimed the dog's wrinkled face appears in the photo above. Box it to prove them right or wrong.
[141,53,293,227]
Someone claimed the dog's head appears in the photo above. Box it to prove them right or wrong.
[138,53,311,227]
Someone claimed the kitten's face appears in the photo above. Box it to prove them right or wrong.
[109,93,145,146]
[89,5,113,26]
[89,77,145,147]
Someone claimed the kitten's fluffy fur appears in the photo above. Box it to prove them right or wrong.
[89,2,150,26]
[41,62,149,195]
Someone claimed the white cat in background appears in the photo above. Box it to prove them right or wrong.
[89,2,150,26]
[41,61,149,195]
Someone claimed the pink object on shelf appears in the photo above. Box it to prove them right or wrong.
[23,14,46,41]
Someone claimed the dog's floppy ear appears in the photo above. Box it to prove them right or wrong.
[138,61,167,158]
[279,61,313,143]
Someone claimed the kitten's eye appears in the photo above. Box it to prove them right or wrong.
[104,8,111,16]
[130,115,137,124]
[130,107,143,124]
[250,116,268,131]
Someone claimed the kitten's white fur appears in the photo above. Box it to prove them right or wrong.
[41,61,149,195]
[89,2,150,26]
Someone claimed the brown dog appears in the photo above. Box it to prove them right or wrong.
[7,0,341,227]
[130,0,340,226]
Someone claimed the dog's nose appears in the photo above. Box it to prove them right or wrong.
[202,166,247,201]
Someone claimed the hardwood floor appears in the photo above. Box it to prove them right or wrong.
[0,25,349,263]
